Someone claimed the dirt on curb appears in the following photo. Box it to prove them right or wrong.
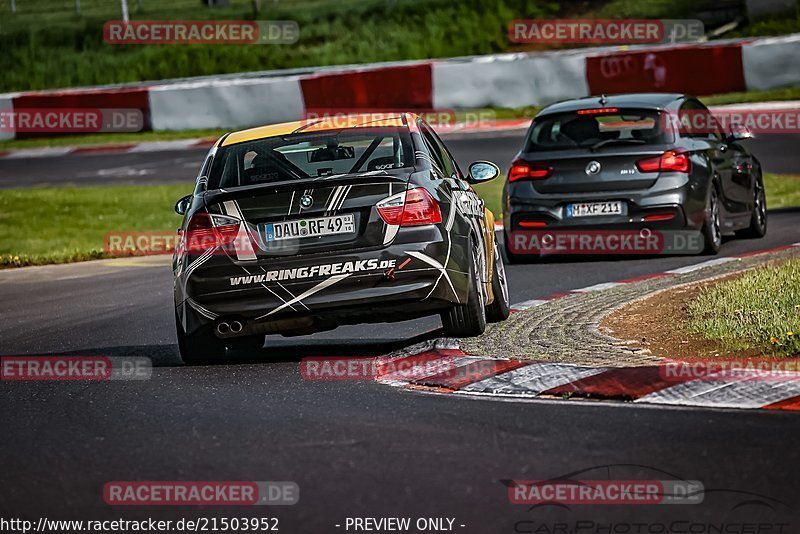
[600,271,766,361]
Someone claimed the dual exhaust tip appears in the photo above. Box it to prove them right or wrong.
[216,320,243,336]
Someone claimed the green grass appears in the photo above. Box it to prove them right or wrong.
[686,259,800,355]
[1,0,799,93]
[0,0,555,92]
[702,86,800,106]
[473,178,505,221]
[764,173,800,210]
[0,183,189,267]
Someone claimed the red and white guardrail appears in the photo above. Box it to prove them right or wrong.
[1,33,799,140]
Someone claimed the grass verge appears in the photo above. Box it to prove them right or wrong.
[686,259,800,355]
[0,172,798,268]
[0,184,189,267]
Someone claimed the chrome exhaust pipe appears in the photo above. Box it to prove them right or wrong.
[216,322,230,335]
[230,321,243,334]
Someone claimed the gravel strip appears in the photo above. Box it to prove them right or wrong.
[460,248,800,367]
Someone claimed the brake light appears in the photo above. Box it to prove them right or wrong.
[519,220,548,228]
[636,151,691,174]
[643,213,675,222]
[185,211,241,252]
[509,160,553,182]
[577,108,619,115]
[376,188,442,226]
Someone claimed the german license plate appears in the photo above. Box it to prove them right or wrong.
[264,214,355,241]
[566,201,624,218]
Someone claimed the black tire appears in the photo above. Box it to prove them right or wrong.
[441,243,487,337]
[701,186,722,255]
[176,313,227,365]
[738,176,767,238]
[486,242,511,323]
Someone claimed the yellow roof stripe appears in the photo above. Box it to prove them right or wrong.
[220,114,409,147]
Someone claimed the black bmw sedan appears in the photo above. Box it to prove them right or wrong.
[503,93,767,261]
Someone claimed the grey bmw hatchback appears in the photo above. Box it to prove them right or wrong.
[503,93,767,261]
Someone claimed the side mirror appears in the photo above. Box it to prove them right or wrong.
[175,195,192,216]
[727,129,755,143]
[467,161,500,184]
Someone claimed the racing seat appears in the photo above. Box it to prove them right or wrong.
[560,117,601,146]
[243,153,288,185]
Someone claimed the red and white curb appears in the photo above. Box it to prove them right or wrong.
[378,242,800,411]
[379,339,800,412]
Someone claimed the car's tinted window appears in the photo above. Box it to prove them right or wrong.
[207,127,414,190]
[423,122,464,179]
[418,122,450,176]
[526,109,674,151]
[678,100,723,141]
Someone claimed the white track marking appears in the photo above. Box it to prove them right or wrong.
[3,148,72,158]
[666,258,738,274]
[636,372,800,409]
[461,363,608,395]
[571,282,623,293]
[510,299,550,311]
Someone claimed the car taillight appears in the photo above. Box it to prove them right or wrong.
[185,211,241,252]
[636,151,691,174]
[518,220,548,228]
[576,108,619,115]
[376,188,442,226]
[508,160,553,182]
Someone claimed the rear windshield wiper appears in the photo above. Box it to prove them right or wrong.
[589,139,646,152]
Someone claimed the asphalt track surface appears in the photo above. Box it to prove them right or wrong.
[1,131,800,530]
[2,130,800,188]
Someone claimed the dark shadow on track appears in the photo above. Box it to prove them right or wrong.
[6,328,445,368]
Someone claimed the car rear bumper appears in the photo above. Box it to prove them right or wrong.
[175,226,470,337]
[504,175,707,232]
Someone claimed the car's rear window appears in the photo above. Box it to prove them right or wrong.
[526,109,674,152]
[207,127,414,190]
